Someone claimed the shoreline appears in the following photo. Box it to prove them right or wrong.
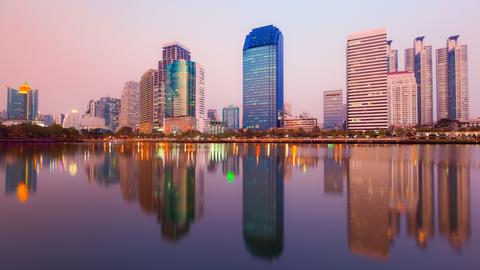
[1,138,479,144]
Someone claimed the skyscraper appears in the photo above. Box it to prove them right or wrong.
[6,83,38,121]
[387,72,418,126]
[346,29,388,130]
[436,36,469,121]
[243,25,284,130]
[139,69,156,134]
[323,90,344,130]
[164,60,206,133]
[119,81,140,130]
[156,43,191,131]
[95,97,120,131]
[405,37,433,125]
[222,105,240,130]
[387,40,398,73]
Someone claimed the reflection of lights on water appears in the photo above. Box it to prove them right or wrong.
[227,171,235,183]
[69,163,78,176]
[16,183,29,203]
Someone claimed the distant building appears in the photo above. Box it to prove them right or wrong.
[346,29,388,130]
[40,114,55,126]
[323,90,344,130]
[222,105,240,130]
[209,120,226,135]
[165,59,207,133]
[207,109,220,121]
[95,97,120,131]
[119,81,140,130]
[0,110,7,120]
[405,37,433,125]
[54,113,65,126]
[387,72,418,127]
[387,40,398,73]
[139,69,156,134]
[243,25,284,130]
[62,110,81,130]
[164,116,197,134]
[436,36,469,121]
[283,116,318,131]
[80,115,106,130]
[6,82,38,121]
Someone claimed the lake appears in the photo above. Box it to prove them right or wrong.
[0,143,479,269]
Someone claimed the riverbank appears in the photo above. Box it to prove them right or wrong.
[3,137,478,144]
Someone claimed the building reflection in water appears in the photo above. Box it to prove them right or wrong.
[347,145,471,259]
[438,146,471,249]
[324,144,347,195]
[243,144,284,259]
[118,143,204,242]
[5,157,38,203]
[0,143,473,255]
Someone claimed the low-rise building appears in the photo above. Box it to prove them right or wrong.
[283,115,318,131]
[164,116,197,134]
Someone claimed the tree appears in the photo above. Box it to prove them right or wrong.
[116,126,134,138]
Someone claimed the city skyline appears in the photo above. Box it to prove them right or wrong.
[1,0,479,122]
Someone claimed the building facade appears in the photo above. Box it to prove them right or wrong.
[139,69,156,134]
[346,29,388,130]
[119,81,140,130]
[243,25,284,130]
[436,36,469,121]
[283,117,318,131]
[222,105,240,130]
[95,97,120,131]
[387,40,398,73]
[6,83,38,121]
[165,60,206,133]
[323,90,344,130]
[157,43,191,131]
[405,37,433,125]
[387,72,418,127]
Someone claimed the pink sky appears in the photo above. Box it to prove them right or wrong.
[1,0,479,121]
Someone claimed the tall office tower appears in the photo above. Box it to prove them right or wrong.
[156,43,191,131]
[346,29,388,130]
[243,25,284,130]
[119,81,140,130]
[6,83,38,121]
[387,40,398,73]
[207,109,219,121]
[436,36,469,121]
[222,105,240,130]
[165,60,206,132]
[96,97,120,131]
[139,69,156,134]
[387,72,418,126]
[323,90,344,130]
[405,37,433,125]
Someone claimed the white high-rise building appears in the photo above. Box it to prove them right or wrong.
[347,29,388,130]
[387,40,398,73]
[405,37,433,125]
[119,81,140,130]
[436,36,469,121]
[387,72,418,126]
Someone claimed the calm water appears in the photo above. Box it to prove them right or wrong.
[0,143,479,270]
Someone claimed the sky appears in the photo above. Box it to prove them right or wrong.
[1,0,479,122]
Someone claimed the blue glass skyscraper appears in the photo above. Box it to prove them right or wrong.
[243,25,284,130]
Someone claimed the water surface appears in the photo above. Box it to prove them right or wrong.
[0,143,479,269]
